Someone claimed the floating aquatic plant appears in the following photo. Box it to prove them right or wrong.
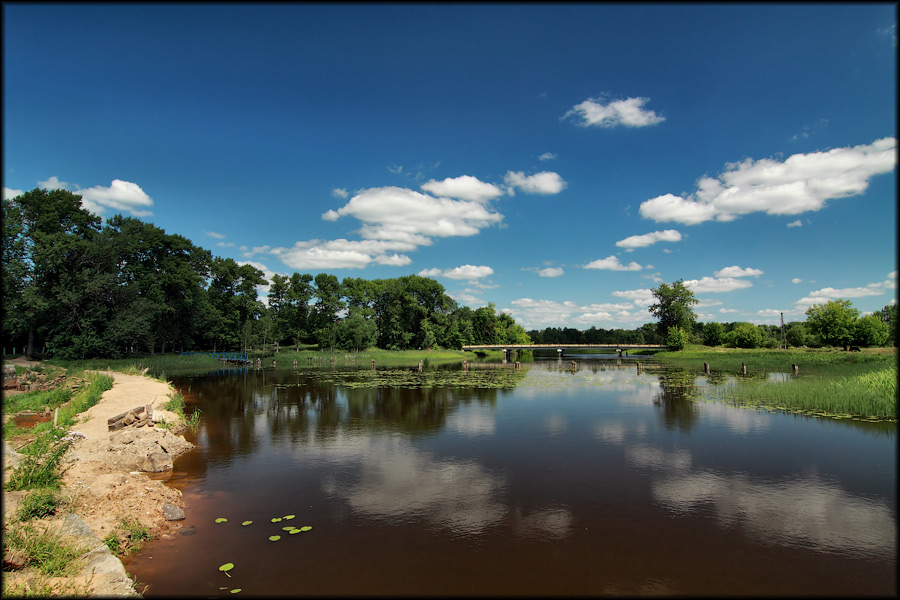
[271,517,282,523]
[219,563,234,577]
[268,535,281,541]
[230,589,242,594]
[300,526,312,532]
[241,521,252,526]
[283,514,295,519]
[215,518,228,523]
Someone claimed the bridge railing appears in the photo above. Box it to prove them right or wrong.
[180,351,250,362]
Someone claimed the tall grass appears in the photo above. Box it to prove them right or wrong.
[2,522,86,577]
[5,429,73,491]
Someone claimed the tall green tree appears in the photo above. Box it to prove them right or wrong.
[852,314,889,347]
[649,279,699,338]
[805,299,859,349]
[312,273,344,351]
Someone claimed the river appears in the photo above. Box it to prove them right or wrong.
[124,357,896,596]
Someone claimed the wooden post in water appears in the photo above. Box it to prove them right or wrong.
[704,362,710,375]
[741,362,747,376]
[636,362,643,373]
[463,359,469,371]
[792,363,799,375]
[371,359,376,370]
[293,359,298,368]
[418,360,423,372]
[515,361,521,370]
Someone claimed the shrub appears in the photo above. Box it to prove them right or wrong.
[666,326,689,351]
[16,487,60,521]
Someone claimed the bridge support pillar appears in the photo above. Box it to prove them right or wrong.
[503,349,510,363]
[557,348,563,360]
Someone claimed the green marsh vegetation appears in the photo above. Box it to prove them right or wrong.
[654,345,897,421]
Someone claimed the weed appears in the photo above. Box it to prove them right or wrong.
[3,522,86,577]
[16,487,60,521]
[104,517,153,556]
[5,429,72,491]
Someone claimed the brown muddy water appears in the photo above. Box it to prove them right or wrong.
[124,357,896,596]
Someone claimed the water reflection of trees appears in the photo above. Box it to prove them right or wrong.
[653,368,702,433]
[169,367,520,478]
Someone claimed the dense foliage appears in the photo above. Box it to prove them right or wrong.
[2,189,531,358]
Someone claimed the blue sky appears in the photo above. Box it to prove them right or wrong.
[4,3,897,331]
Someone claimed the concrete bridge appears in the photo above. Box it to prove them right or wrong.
[462,344,667,360]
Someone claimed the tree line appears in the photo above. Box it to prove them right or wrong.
[2,189,530,359]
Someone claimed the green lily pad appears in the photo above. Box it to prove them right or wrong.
[215,518,228,523]
[241,521,252,526]
[219,563,234,577]
[299,526,312,532]
[269,535,281,541]
[271,517,282,523]
[288,528,301,534]
[230,589,242,594]
[282,526,296,531]
[283,514,295,520]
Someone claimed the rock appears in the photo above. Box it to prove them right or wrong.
[141,452,172,472]
[162,503,185,521]
[3,548,27,570]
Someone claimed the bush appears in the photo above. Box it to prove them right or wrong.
[727,323,763,349]
[702,322,725,347]
[666,326,690,351]
[5,429,73,491]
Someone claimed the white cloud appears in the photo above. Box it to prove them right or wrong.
[504,171,567,195]
[76,179,155,217]
[205,231,227,239]
[421,265,494,282]
[538,152,556,161]
[216,242,235,248]
[684,276,754,293]
[719,308,739,314]
[269,238,415,270]
[564,96,665,128]
[388,165,403,174]
[640,137,897,225]
[420,175,504,203]
[3,187,24,200]
[787,219,803,227]
[612,288,654,305]
[537,267,564,278]
[506,298,644,330]
[332,187,349,199]
[794,272,897,309]
[714,265,764,278]
[792,278,804,284]
[324,186,503,242]
[584,255,643,271]
[38,176,72,190]
[616,229,682,249]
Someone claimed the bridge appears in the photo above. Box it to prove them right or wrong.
[181,351,251,364]
[461,344,667,359]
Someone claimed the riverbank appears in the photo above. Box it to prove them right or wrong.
[3,361,194,597]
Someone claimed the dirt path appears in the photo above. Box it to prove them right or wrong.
[3,367,195,597]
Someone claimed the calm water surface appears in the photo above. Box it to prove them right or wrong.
[125,358,896,596]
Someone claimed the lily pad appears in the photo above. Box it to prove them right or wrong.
[288,528,301,534]
[283,514,295,520]
[299,526,312,532]
[230,589,242,594]
[219,563,234,577]
[242,521,253,526]
[269,535,281,541]
[271,517,282,523]
[215,518,228,523]
[282,526,296,531]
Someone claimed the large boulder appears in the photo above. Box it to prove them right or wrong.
[106,427,193,472]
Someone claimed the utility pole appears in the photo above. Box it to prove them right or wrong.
[781,312,785,350]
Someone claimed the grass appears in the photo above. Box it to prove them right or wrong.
[5,428,73,491]
[270,347,503,368]
[656,345,897,421]
[2,521,87,577]
[15,487,61,521]
[103,517,153,556]
[164,391,201,429]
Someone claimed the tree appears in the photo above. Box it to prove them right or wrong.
[805,299,859,349]
[726,322,763,348]
[665,326,689,351]
[649,280,698,337]
[702,322,725,346]
[785,322,807,348]
[852,314,889,347]
[336,313,378,352]
[876,303,897,347]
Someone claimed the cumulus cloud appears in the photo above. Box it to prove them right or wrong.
[616,229,682,249]
[714,266,764,278]
[506,298,645,330]
[564,96,665,128]
[640,137,897,225]
[794,272,897,309]
[76,179,155,217]
[332,187,349,199]
[419,265,494,282]
[538,152,556,161]
[504,171,567,195]
[324,186,503,242]
[205,231,227,239]
[584,255,644,271]
[269,238,415,270]
[787,220,803,228]
[685,276,753,293]
[420,175,505,203]
[3,187,24,200]
[792,278,804,284]
[38,176,72,190]
[538,267,564,278]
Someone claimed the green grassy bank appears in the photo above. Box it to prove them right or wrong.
[653,345,897,422]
